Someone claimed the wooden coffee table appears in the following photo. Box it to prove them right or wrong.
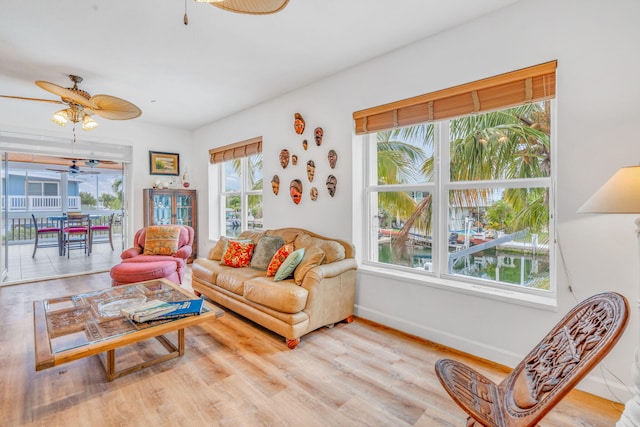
[33,278,224,381]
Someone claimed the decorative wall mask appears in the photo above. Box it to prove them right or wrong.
[306,160,315,182]
[292,154,298,165]
[328,149,337,169]
[279,149,290,169]
[326,175,337,197]
[294,113,305,134]
[271,175,280,195]
[290,179,303,204]
[314,127,323,146]
[310,187,318,201]
[302,139,308,151]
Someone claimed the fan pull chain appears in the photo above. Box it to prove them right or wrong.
[184,0,189,25]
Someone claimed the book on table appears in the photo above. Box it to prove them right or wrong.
[120,298,204,322]
[120,299,176,322]
[151,299,204,320]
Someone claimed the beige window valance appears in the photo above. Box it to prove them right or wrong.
[353,60,557,135]
[209,136,262,164]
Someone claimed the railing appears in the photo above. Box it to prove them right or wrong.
[6,213,122,244]
[3,196,82,212]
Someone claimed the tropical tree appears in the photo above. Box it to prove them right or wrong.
[379,101,551,264]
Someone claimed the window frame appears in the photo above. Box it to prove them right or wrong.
[218,154,263,236]
[362,103,556,300]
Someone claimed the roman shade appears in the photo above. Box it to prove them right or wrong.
[209,136,262,164]
[353,61,557,135]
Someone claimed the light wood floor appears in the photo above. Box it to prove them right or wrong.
[1,272,623,426]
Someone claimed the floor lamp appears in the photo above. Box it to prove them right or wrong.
[578,165,640,426]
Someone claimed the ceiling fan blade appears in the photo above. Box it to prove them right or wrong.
[0,95,64,104]
[209,0,289,14]
[89,94,141,120]
[35,80,96,108]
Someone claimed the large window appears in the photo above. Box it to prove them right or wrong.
[357,62,555,296]
[211,137,263,238]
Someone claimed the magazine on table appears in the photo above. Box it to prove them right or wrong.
[120,299,177,322]
[151,299,204,320]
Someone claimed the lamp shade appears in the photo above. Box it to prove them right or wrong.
[578,166,640,214]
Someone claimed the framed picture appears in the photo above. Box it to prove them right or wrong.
[149,151,180,176]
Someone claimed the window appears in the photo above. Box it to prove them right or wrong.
[356,62,555,296]
[210,137,263,238]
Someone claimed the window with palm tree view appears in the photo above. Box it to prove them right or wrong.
[367,101,552,292]
[220,153,263,237]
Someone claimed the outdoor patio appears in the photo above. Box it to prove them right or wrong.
[6,238,123,283]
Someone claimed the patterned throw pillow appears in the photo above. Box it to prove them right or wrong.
[221,240,255,268]
[143,226,181,255]
[274,248,305,282]
[250,235,284,271]
[266,244,293,277]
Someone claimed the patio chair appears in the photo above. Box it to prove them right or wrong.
[435,291,628,427]
[90,213,115,252]
[63,214,91,258]
[31,214,61,258]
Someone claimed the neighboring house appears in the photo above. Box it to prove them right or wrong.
[3,170,81,212]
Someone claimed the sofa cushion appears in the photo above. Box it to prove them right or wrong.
[294,233,346,264]
[293,246,326,285]
[274,248,305,282]
[192,258,226,284]
[238,230,265,244]
[266,243,293,277]
[250,235,284,271]
[222,240,255,268]
[216,267,265,295]
[143,225,181,255]
[265,229,299,245]
[244,276,308,313]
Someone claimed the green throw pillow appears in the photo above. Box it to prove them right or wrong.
[250,235,284,271]
[274,248,305,282]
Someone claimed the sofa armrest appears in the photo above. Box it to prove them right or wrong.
[121,247,142,260]
[300,258,357,331]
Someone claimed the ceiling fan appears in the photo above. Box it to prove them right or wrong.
[184,0,289,24]
[47,160,100,175]
[0,74,141,135]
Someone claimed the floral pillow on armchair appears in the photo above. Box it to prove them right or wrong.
[143,226,181,256]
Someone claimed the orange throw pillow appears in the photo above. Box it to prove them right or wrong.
[143,226,181,255]
[221,240,255,268]
[266,243,293,277]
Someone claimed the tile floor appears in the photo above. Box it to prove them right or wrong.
[5,237,123,284]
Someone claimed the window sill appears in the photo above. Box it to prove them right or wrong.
[358,263,558,312]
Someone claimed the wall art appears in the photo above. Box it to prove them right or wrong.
[326,175,337,197]
[310,187,318,201]
[306,160,315,182]
[290,179,303,204]
[279,149,290,169]
[271,175,280,195]
[292,154,298,165]
[149,151,179,176]
[302,139,308,151]
[328,149,337,169]
[314,127,323,146]
[294,113,305,134]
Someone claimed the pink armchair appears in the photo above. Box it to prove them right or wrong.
[110,225,194,287]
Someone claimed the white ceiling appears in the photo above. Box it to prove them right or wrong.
[0,0,521,131]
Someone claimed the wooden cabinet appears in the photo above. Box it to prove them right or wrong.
[143,188,197,262]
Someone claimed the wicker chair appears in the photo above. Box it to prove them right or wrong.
[435,292,629,427]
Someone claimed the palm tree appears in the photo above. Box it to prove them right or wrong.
[379,102,551,265]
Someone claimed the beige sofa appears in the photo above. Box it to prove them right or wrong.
[191,228,357,348]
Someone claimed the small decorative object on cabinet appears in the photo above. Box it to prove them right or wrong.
[143,188,197,262]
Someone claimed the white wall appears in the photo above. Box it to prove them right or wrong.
[193,0,640,401]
